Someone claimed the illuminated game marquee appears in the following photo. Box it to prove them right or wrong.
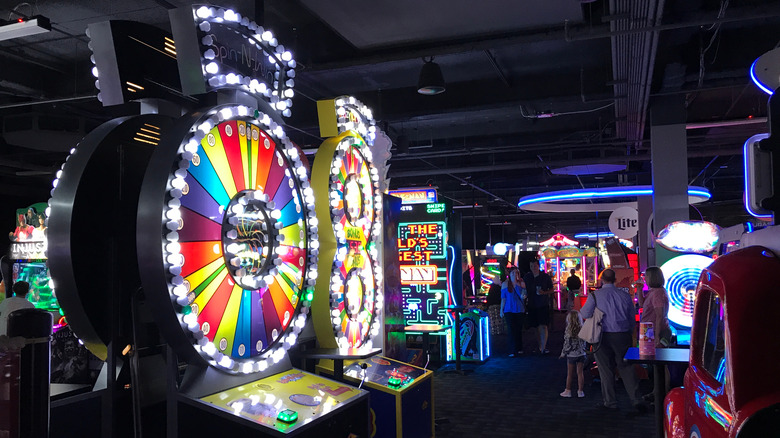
[398,203,449,325]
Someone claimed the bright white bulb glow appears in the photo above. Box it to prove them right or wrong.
[224,9,238,21]
[196,6,212,18]
[91,66,99,78]
[261,31,272,41]
[171,177,186,190]
[205,62,219,74]
[218,356,234,369]
[166,242,181,253]
[203,342,217,356]
[198,121,213,134]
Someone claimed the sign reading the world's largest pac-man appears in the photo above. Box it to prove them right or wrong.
[397,204,448,325]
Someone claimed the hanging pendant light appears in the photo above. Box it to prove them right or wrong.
[417,57,446,95]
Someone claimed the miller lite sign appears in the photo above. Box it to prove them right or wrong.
[608,206,639,239]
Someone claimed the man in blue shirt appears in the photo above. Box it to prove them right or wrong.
[580,269,645,413]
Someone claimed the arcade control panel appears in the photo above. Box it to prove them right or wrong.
[198,369,368,435]
[343,356,430,391]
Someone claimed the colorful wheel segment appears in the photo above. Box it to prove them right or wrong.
[660,254,713,329]
[312,129,383,350]
[162,105,318,373]
[329,138,379,347]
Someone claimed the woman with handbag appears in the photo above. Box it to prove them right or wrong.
[500,267,527,357]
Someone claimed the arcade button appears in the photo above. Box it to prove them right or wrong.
[277,409,299,423]
[387,369,407,387]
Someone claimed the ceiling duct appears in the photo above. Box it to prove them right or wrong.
[609,0,665,152]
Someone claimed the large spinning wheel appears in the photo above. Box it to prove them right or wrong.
[312,97,383,350]
[138,104,318,374]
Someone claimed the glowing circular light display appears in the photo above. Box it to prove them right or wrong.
[660,254,713,328]
[138,104,317,373]
[324,135,380,348]
[311,96,383,350]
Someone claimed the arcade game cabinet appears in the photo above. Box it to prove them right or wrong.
[6,203,64,329]
[48,6,369,437]
[309,97,434,438]
[139,7,370,437]
[654,221,718,346]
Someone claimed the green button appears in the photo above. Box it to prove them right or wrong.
[277,409,298,423]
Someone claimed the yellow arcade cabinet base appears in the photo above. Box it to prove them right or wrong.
[317,356,434,438]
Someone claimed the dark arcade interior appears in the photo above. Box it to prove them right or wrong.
[2,1,780,438]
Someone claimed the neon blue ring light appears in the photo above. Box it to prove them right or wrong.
[517,185,711,212]
[750,58,774,95]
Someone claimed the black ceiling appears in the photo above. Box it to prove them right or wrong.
[1,0,778,248]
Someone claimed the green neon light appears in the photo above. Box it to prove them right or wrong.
[426,203,446,214]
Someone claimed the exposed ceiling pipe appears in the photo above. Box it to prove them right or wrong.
[483,50,511,87]
[685,117,767,130]
[390,146,742,177]
[307,5,780,72]
[564,3,780,42]
[0,95,96,110]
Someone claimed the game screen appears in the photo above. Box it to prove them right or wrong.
[397,202,450,325]
[12,262,59,314]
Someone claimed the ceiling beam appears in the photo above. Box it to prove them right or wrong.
[389,146,742,177]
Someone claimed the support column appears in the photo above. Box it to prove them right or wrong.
[650,95,689,266]
[636,196,653,270]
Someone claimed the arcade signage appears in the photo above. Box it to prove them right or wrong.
[388,188,437,205]
[397,217,448,325]
[170,5,296,115]
[608,206,638,239]
[10,241,46,260]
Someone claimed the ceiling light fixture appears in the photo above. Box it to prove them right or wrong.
[0,16,51,42]
[417,57,445,95]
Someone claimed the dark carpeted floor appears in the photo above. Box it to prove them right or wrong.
[432,312,656,438]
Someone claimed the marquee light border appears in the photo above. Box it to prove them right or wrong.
[161,104,318,374]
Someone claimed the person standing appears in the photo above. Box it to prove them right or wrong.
[636,266,674,402]
[580,269,645,413]
[636,267,671,348]
[559,310,587,398]
[500,267,527,357]
[523,261,554,354]
[0,281,34,336]
[566,268,582,310]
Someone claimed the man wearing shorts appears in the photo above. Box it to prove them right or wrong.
[523,261,554,353]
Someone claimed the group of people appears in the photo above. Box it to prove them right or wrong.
[499,261,555,357]
[499,261,671,413]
